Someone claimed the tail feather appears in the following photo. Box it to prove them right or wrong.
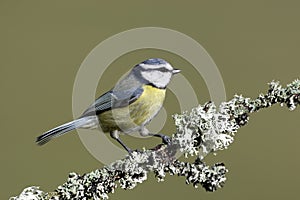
[36,118,91,145]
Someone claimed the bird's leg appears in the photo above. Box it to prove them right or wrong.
[139,127,171,145]
[110,130,132,153]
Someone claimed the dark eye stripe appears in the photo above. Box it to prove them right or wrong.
[141,67,171,73]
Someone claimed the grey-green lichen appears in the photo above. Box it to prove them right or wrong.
[9,187,50,200]
[10,79,300,200]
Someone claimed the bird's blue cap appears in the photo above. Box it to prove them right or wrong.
[141,58,167,65]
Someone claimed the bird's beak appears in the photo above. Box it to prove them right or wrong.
[172,69,181,74]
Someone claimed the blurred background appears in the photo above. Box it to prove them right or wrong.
[1,0,299,199]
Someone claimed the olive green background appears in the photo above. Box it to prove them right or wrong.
[1,0,300,199]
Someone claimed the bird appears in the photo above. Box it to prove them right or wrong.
[36,58,181,152]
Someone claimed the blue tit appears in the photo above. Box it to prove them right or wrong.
[36,58,181,152]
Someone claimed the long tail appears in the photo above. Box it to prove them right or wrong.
[36,117,97,145]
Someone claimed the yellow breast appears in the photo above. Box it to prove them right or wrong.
[98,85,166,133]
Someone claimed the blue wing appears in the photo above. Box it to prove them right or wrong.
[81,87,144,117]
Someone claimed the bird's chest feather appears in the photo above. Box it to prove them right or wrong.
[129,85,166,125]
[98,85,166,132]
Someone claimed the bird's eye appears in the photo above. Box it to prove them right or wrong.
[157,67,170,73]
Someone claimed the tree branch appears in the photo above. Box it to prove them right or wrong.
[10,79,300,200]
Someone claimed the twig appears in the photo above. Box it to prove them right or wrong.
[10,79,300,200]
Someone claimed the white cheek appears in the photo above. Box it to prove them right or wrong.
[141,71,171,88]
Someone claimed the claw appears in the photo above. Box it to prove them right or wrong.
[162,135,171,145]
[150,133,171,145]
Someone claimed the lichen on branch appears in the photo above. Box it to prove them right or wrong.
[10,79,300,200]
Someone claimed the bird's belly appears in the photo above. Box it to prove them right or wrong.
[98,85,166,133]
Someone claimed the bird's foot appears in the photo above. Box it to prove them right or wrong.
[161,135,171,145]
[150,133,172,145]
